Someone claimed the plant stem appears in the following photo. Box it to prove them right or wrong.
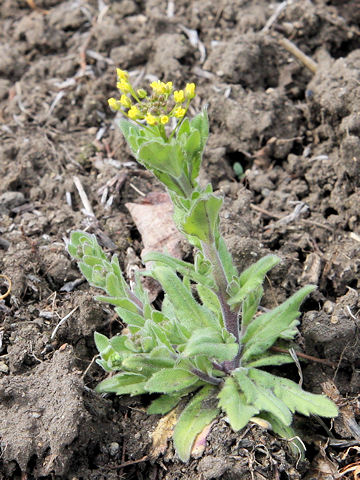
[201,241,241,371]
[201,241,239,343]
[191,367,223,386]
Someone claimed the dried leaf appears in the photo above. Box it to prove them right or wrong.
[190,420,215,458]
[126,192,184,260]
[150,407,180,458]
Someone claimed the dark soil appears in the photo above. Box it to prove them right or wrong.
[1,0,360,479]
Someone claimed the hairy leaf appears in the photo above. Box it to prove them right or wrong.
[241,285,316,362]
[173,385,219,462]
[246,353,294,368]
[218,377,259,431]
[182,194,223,243]
[249,369,338,418]
[151,267,216,329]
[145,368,200,394]
[143,251,214,287]
[147,394,182,414]
[96,372,147,395]
[228,255,281,306]
[234,369,292,426]
[184,328,238,362]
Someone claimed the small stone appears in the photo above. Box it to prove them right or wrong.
[0,191,25,212]
[0,361,9,373]
[108,442,120,457]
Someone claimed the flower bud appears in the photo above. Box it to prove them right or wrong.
[108,97,120,111]
[137,89,147,99]
[120,94,132,108]
[185,83,196,99]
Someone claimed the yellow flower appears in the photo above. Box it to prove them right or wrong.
[150,80,164,95]
[117,80,131,93]
[164,82,173,94]
[116,68,129,81]
[184,83,196,99]
[128,106,141,119]
[120,94,132,108]
[160,115,169,125]
[150,80,173,95]
[108,97,120,111]
[145,113,157,125]
[174,106,186,118]
[173,90,185,103]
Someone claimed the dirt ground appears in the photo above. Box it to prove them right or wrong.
[1,0,360,478]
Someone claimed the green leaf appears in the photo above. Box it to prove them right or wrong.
[249,369,338,418]
[241,285,316,362]
[151,267,215,330]
[260,412,305,458]
[110,335,133,355]
[143,251,214,287]
[242,286,263,329]
[144,368,200,394]
[228,255,281,306]
[173,385,219,462]
[234,368,292,426]
[94,332,110,353]
[240,255,281,286]
[184,328,238,362]
[218,377,259,431]
[190,108,209,151]
[78,263,94,284]
[114,306,145,328]
[184,129,201,155]
[246,353,294,368]
[177,118,190,138]
[216,237,238,281]
[95,296,139,312]
[147,394,182,414]
[96,372,147,395]
[196,284,222,323]
[138,141,183,177]
[182,194,223,242]
[121,351,175,377]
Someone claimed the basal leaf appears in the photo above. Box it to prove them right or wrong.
[246,353,294,368]
[96,372,147,395]
[147,394,182,414]
[184,327,238,362]
[94,332,110,354]
[234,368,292,426]
[218,377,259,431]
[249,369,338,418]
[145,368,200,394]
[173,385,219,462]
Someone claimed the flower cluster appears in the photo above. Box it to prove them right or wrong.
[108,68,196,127]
